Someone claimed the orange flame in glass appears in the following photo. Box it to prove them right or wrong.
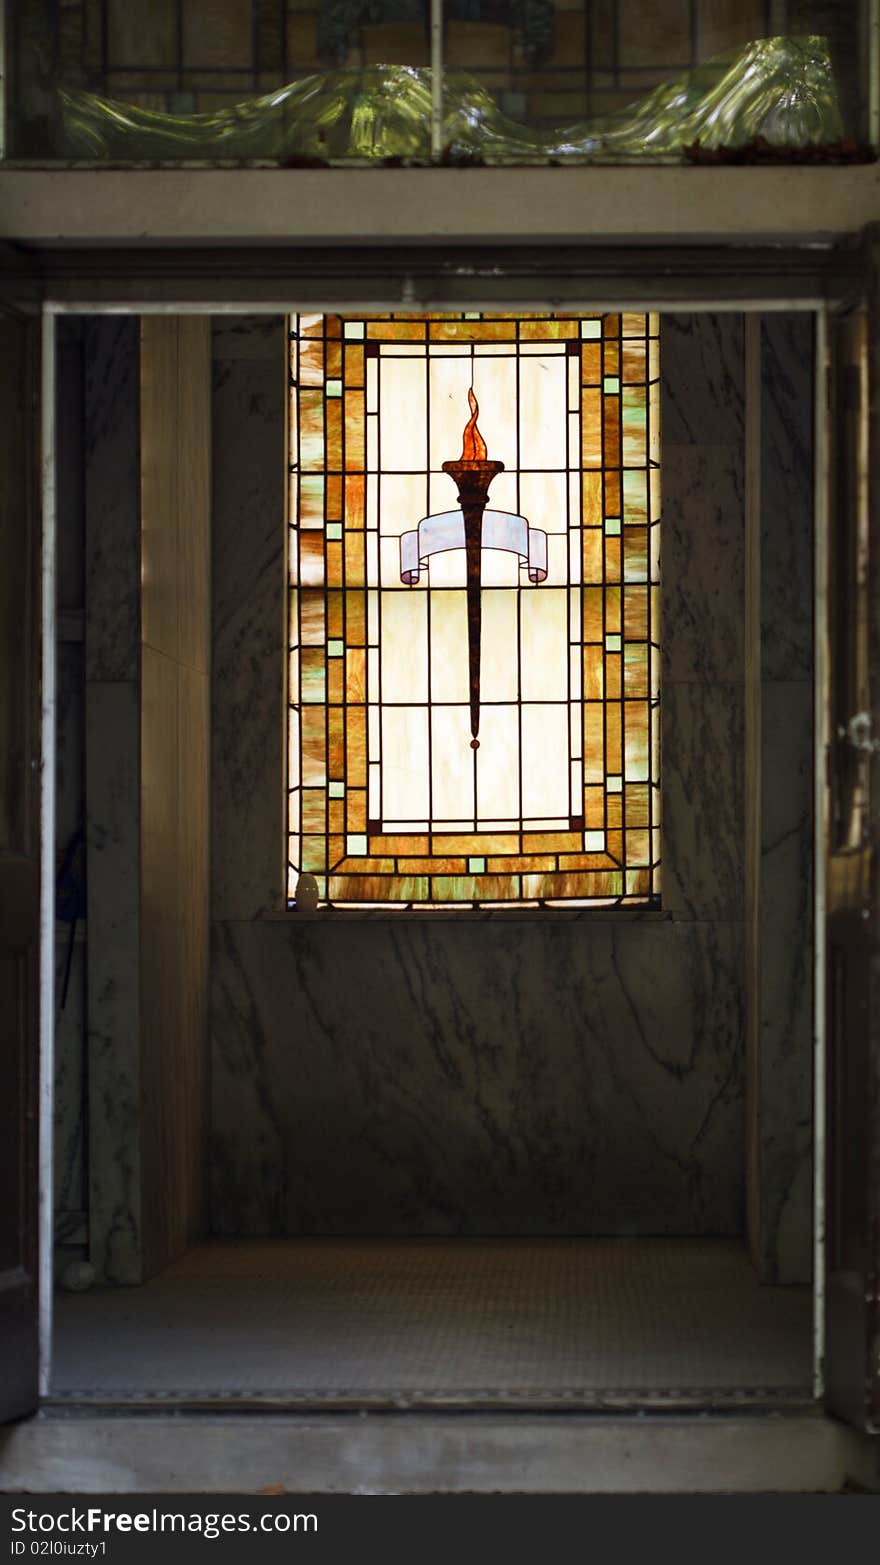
[460,387,487,462]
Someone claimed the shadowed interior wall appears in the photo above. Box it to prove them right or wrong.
[140,316,212,1279]
[79,316,211,1283]
[209,314,749,1238]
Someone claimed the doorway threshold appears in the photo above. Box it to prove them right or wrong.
[3,1405,874,1495]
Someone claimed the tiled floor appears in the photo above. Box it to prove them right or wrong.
[51,1237,813,1406]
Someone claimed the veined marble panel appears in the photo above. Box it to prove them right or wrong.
[211,319,286,922]
[211,917,744,1238]
[54,928,86,1225]
[761,315,814,684]
[660,444,745,685]
[756,679,813,1283]
[662,679,744,922]
[84,319,140,683]
[56,644,85,853]
[86,680,142,1284]
[661,316,745,449]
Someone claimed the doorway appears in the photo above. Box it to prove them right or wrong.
[47,304,815,1408]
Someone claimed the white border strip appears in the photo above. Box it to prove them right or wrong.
[870,0,880,149]
[813,306,828,1401]
[38,307,57,1396]
[430,0,443,161]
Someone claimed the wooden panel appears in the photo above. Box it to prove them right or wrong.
[107,0,177,67]
[697,0,766,61]
[182,0,254,68]
[141,318,179,662]
[140,317,211,1281]
[617,0,691,67]
[177,319,211,674]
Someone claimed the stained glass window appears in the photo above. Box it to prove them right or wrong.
[287,311,660,908]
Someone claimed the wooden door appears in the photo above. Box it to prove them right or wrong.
[0,315,41,1422]
[824,233,880,1430]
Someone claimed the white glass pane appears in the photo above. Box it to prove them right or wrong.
[480,590,518,702]
[366,531,380,586]
[568,469,580,524]
[430,590,468,703]
[366,473,379,529]
[431,705,474,821]
[367,416,379,472]
[368,703,380,753]
[546,534,569,587]
[379,534,406,587]
[369,761,381,818]
[570,704,582,760]
[520,587,567,702]
[427,546,466,588]
[428,354,516,471]
[568,355,580,412]
[382,707,429,821]
[366,355,378,414]
[520,471,568,537]
[521,704,569,819]
[382,592,428,703]
[476,704,520,822]
[379,473,428,538]
[569,583,581,639]
[379,357,426,472]
[367,589,379,645]
[569,643,581,698]
[519,356,566,471]
[480,548,520,587]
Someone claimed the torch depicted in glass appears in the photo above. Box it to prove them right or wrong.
[400,389,547,748]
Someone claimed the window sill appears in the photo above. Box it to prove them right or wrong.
[263,904,668,923]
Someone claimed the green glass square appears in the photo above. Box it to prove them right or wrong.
[346,833,368,855]
[607,775,623,794]
[329,781,345,799]
[328,639,344,657]
[344,322,365,339]
[325,379,342,398]
[583,831,605,852]
[464,311,480,320]
[326,522,342,541]
[468,856,486,874]
[603,376,620,394]
[604,516,621,536]
[605,633,621,652]
[581,320,601,339]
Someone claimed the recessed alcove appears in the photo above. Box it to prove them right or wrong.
[50,306,815,1405]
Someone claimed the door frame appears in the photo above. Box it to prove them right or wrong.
[29,237,867,1405]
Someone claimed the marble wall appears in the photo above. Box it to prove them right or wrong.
[209,314,749,1238]
[139,317,212,1279]
[75,316,213,1284]
[68,310,813,1267]
[54,322,88,1260]
[83,317,143,1285]
[751,316,814,1283]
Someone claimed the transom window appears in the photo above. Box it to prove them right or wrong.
[287,310,660,907]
